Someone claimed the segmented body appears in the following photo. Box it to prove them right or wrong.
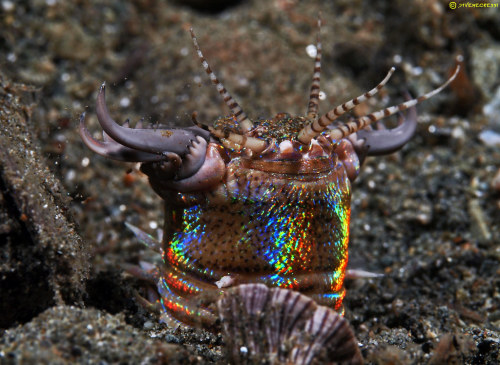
[80,18,459,329]
[160,147,351,312]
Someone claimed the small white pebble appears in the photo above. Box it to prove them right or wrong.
[7,53,16,62]
[81,157,90,167]
[215,275,235,288]
[451,126,465,142]
[479,130,500,147]
[416,213,431,225]
[119,204,126,212]
[61,73,70,82]
[120,97,131,108]
[412,66,423,76]
[425,154,435,162]
[180,47,189,56]
[2,1,14,11]
[66,169,75,182]
[240,346,248,354]
[305,44,317,58]
[393,54,402,64]
[149,221,158,229]
[237,76,249,87]
[364,166,374,174]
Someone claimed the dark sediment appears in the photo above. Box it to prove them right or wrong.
[0,77,88,328]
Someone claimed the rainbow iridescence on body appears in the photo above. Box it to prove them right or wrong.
[156,155,352,325]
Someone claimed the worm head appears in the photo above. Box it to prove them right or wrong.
[79,83,224,193]
[81,24,459,194]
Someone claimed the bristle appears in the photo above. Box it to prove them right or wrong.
[125,221,162,253]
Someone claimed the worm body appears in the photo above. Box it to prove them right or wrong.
[80,19,459,328]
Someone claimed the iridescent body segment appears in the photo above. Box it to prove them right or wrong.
[79,17,460,329]
[162,156,351,313]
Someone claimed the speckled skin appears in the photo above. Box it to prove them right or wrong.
[155,154,351,315]
[133,131,357,328]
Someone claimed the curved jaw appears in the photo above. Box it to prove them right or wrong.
[79,113,170,162]
[356,105,417,157]
[142,142,226,194]
[79,84,212,179]
[95,83,210,156]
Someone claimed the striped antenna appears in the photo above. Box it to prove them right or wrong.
[299,67,396,144]
[327,63,461,141]
[190,111,210,132]
[190,28,254,132]
[306,14,323,118]
[208,126,267,154]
